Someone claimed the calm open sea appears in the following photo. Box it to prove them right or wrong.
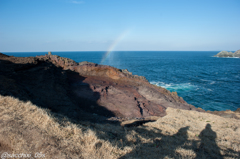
[4,51,240,111]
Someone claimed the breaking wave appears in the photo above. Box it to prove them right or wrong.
[150,81,197,92]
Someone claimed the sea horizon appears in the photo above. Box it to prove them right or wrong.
[1,50,233,53]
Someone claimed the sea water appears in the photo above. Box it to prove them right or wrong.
[4,51,240,111]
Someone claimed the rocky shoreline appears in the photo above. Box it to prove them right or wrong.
[0,52,239,123]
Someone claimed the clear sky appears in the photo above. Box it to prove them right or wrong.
[0,0,239,52]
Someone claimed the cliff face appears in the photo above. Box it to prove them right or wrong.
[0,53,203,120]
[214,50,240,58]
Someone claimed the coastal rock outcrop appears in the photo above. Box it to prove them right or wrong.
[214,50,240,58]
[0,53,202,121]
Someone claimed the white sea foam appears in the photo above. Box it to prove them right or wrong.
[211,56,239,58]
[200,79,216,84]
[210,81,215,85]
[200,79,209,82]
[150,81,196,92]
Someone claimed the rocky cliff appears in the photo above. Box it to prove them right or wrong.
[0,53,204,122]
[1,53,239,122]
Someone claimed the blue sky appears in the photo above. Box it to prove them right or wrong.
[0,0,239,52]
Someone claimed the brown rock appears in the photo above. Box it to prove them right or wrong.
[0,53,202,121]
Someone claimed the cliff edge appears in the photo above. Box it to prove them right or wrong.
[0,53,202,121]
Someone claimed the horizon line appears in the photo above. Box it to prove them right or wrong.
[1,50,228,53]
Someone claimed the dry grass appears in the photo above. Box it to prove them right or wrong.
[0,95,239,158]
[0,95,128,158]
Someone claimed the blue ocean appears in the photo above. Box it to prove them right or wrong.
[4,51,240,111]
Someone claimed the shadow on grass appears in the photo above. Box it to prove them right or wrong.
[0,57,116,123]
[119,123,239,159]
[195,124,223,159]
[119,126,190,159]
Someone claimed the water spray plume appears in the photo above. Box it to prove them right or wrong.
[100,29,131,64]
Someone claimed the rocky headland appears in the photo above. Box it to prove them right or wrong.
[214,50,240,58]
[0,52,240,158]
[0,52,239,121]
[0,52,202,120]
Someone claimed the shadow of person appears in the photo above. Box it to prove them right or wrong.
[156,126,190,159]
[119,126,190,159]
[196,124,223,159]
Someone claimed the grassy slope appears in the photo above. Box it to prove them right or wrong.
[0,95,239,158]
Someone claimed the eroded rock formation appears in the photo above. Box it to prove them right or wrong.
[0,53,203,121]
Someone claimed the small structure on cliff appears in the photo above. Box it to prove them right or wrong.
[48,51,52,55]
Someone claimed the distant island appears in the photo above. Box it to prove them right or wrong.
[214,50,240,58]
